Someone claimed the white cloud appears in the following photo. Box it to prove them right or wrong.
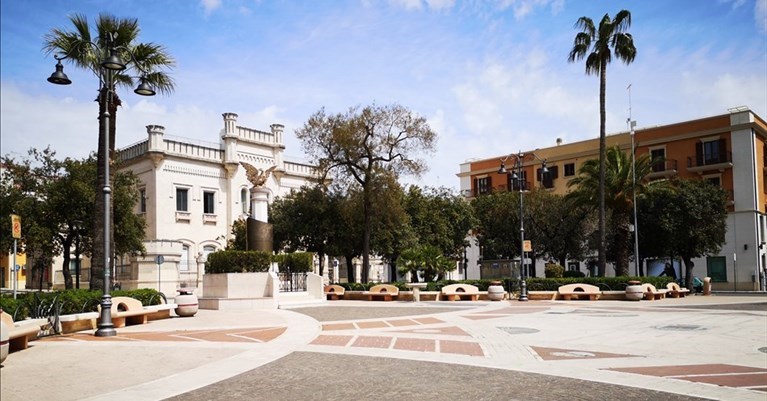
[425,0,455,11]
[756,0,767,32]
[201,0,222,16]
[390,0,422,11]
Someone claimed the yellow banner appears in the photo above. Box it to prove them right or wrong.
[11,214,21,239]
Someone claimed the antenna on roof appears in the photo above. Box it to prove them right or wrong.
[626,83,633,130]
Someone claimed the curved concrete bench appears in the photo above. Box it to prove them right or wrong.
[557,283,601,301]
[98,297,152,328]
[324,284,346,300]
[1,311,41,351]
[642,283,667,300]
[665,282,690,298]
[441,284,480,301]
[364,284,399,301]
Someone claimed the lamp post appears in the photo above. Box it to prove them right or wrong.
[498,151,548,302]
[629,120,640,277]
[47,32,156,337]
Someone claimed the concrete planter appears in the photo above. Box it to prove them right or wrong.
[625,281,643,301]
[487,282,505,301]
[175,291,199,317]
[202,272,272,299]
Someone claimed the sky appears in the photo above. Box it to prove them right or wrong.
[1,0,766,191]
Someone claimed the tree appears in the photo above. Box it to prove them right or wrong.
[270,185,339,276]
[296,104,437,282]
[470,191,521,261]
[224,218,247,251]
[567,146,653,276]
[43,13,175,290]
[663,179,727,289]
[568,9,636,276]
[526,189,592,269]
[1,150,146,289]
[397,245,454,282]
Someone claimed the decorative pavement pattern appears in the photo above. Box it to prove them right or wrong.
[609,364,767,393]
[41,327,287,343]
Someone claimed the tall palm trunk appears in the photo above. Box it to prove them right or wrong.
[597,64,607,277]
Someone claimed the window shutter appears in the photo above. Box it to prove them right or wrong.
[695,142,703,166]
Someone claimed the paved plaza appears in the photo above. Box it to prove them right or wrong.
[1,295,765,401]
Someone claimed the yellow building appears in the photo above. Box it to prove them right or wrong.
[458,107,767,291]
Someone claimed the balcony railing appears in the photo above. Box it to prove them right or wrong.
[648,159,678,179]
[687,151,732,169]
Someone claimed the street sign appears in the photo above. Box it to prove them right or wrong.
[11,214,21,239]
[523,240,532,252]
[156,255,164,264]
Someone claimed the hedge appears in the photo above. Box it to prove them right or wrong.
[206,250,271,273]
[0,288,164,321]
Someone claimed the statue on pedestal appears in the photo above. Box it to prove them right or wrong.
[239,162,276,253]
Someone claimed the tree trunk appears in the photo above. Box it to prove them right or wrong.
[597,63,608,277]
[682,257,695,290]
[361,187,371,283]
[61,234,73,290]
[345,255,355,283]
[614,226,630,277]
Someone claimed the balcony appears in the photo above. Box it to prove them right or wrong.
[687,151,733,173]
[202,213,217,224]
[647,159,678,179]
[175,211,191,222]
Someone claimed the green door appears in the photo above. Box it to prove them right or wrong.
[706,256,727,282]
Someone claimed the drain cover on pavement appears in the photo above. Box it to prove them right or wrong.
[498,327,540,335]
[759,347,767,354]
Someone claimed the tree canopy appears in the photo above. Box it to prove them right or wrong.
[295,104,437,282]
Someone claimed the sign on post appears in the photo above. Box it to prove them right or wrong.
[523,240,532,252]
[11,214,21,239]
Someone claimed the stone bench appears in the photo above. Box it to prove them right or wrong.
[324,284,346,300]
[665,282,690,298]
[363,284,399,301]
[642,283,667,300]
[440,284,480,301]
[557,283,601,301]
[1,311,41,351]
[98,297,152,328]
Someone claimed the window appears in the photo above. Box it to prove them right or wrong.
[706,256,727,282]
[202,245,216,262]
[176,188,189,212]
[650,148,666,172]
[538,166,558,189]
[139,188,147,213]
[203,191,215,214]
[695,139,727,165]
[475,176,492,195]
[564,163,575,177]
[180,245,190,271]
[508,171,527,191]
[703,174,721,187]
[241,188,249,214]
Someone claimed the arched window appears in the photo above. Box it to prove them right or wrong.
[180,245,190,271]
[241,188,249,214]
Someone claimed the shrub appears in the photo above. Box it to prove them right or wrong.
[273,252,313,273]
[544,263,564,278]
[563,270,586,278]
[526,276,674,291]
[206,250,271,273]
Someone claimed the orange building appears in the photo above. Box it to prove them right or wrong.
[458,107,767,292]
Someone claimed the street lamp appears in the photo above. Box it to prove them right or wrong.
[47,32,156,337]
[498,151,548,302]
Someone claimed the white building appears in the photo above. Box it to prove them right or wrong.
[113,112,318,295]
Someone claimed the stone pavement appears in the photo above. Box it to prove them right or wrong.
[1,295,765,401]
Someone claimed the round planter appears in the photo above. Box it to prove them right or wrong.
[625,285,643,301]
[487,282,505,301]
[175,292,199,317]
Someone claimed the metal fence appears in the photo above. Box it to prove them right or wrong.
[278,272,307,292]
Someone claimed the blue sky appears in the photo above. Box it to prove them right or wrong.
[1,0,766,190]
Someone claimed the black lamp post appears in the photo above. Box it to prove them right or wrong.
[498,151,548,302]
[47,32,156,337]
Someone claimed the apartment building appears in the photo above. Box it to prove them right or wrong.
[458,107,767,291]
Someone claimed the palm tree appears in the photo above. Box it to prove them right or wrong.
[43,13,175,290]
[568,146,653,276]
[568,9,636,276]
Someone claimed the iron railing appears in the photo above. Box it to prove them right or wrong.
[278,272,307,292]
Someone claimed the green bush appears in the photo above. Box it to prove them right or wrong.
[544,263,564,278]
[273,252,313,273]
[563,270,586,278]
[206,250,271,273]
[0,288,165,321]
[526,276,674,291]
